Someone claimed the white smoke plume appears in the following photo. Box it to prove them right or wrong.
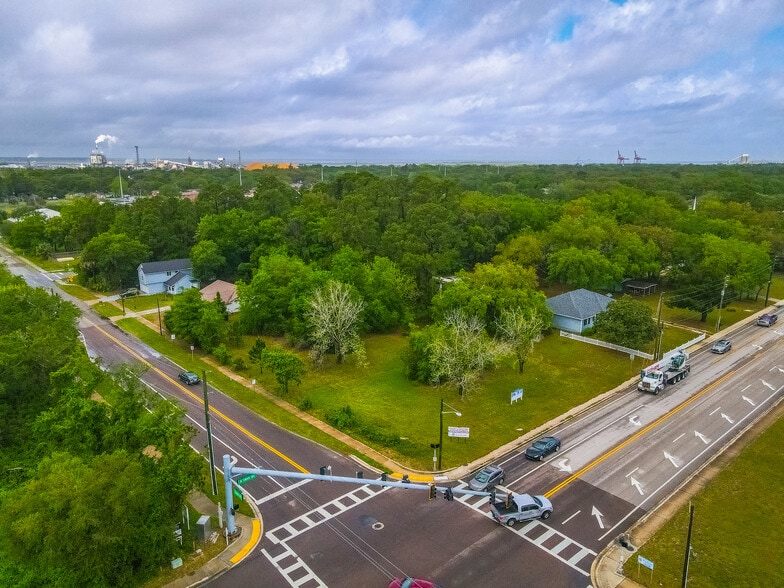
[94,134,118,149]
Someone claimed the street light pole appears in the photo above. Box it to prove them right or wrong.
[437,398,462,471]
[203,371,217,495]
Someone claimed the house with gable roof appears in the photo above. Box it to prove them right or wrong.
[137,258,197,295]
[200,279,239,314]
[546,288,613,333]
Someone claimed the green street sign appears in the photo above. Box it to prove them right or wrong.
[237,474,257,485]
[233,488,243,500]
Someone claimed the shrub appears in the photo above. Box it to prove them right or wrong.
[213,344,231,365]
[325,405,356,430]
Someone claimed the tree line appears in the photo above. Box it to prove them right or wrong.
[0,266,204,586]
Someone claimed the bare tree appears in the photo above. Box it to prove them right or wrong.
[306,281,365,366]
[495,307,547,373]
[429,309,510,398]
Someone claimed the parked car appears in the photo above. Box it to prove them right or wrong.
[178,371,201,385]
[468,464,505,491]
[524,436,561,460]
[757,313,778,327]
[388,578,443,588]
[120,287,139,299]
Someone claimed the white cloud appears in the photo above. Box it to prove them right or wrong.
[0,0,782,163]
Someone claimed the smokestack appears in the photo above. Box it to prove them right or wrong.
[135,146,140,168]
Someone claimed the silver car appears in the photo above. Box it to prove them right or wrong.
[711,339,731,354]
[469,465,505,491]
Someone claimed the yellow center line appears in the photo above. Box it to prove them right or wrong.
[545,368,738,498]
[96,324,309,473]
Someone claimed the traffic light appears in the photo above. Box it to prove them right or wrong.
[230,504,240,515]
[428,483,437,500]
[319,466,327,476]
[444,487,454,501]
[489,490,496,505]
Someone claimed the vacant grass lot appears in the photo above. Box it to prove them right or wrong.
[623,412,784,587]
[122,311,701,470]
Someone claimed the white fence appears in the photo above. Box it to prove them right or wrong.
[559,331,653,359]
[559,330,707,361]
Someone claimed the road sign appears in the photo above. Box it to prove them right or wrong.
[637,555,654,570]
[447,426,470,438]
[237,474,257,485]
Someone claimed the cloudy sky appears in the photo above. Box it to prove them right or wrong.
[1,0,783,164]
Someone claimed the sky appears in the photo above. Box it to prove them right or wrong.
[1,0,783,165]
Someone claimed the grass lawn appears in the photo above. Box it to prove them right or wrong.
[623,413,784,587]
[121,313,698,470]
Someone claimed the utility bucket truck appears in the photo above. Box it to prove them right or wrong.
[637,349,690,395]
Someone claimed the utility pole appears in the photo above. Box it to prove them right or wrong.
[715,276,728,332]
[203,371,218,495]
[681,502,694,587]
[764,256,777,306]
[238,150,242,187]
[655,291,665,360]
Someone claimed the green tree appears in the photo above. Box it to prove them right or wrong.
[262,346,305,394]
[237,253,327,338]
[593,295,657,349]
[191,239,227,283]
[248,338,267,373]
[78,232,150,290]
[547,246,623,290]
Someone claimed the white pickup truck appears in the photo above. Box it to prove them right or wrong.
[489,492,553,526]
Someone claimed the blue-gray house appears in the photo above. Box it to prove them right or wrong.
[546,288,613,333]
[137,258,197,295]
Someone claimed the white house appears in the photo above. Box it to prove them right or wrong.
[137,258,197,295]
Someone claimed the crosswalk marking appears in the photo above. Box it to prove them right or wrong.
[261,482,390,587]
[454,482,596,576]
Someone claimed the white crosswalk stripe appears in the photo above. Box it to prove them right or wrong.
[453,481,596,576]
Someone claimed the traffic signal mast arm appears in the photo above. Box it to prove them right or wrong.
[223,455,489,534]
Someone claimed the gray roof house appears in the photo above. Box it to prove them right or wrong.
[546,288,613,333]
[137,258,197,295]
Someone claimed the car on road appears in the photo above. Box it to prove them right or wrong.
[120,287,139,299]
[524,436,561,460]
[711,339,732,354]
[468,464,505,491]
[178,371,201,385]
[388,578,443,588]
[757,313,778,327]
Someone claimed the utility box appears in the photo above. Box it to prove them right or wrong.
[195,515,211,542]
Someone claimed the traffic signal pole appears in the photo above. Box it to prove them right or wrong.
[222,454,491,535]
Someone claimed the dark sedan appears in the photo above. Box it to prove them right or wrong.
[178,371,201,385]
[524,436,561,460]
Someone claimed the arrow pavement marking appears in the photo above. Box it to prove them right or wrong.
[695,431,710,444]
[752,344,763,350]
[742,395,756,406]
[761,380,775,391]
[721,413,735,424]
[663,451,679,468]
[773,367,784,374]
[630,477,644,495]
[629,415,641,426]
[591,506,605,529]
[556,458,573,473]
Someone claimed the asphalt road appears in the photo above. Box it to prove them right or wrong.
[2,247,781,587]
